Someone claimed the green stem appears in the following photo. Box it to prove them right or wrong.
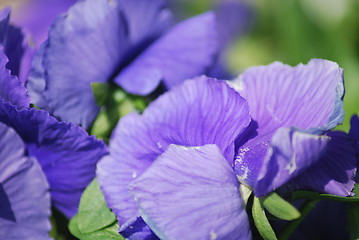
[278,200,319,240]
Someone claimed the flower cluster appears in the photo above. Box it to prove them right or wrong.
[0,0,357,240]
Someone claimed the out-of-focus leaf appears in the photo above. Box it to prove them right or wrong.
[261,192,300,221]
[91,83,110,106]
[90,86,148,142]
[252,197,277,240]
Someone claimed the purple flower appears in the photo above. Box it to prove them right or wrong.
[232,59,354,196]
[10,0,77,47]
[0,51,108,218]
[97,60,357,239]
[0,7,32,85]
[0,122,51,239]
[0,47,29,108]
[26,0,246,129]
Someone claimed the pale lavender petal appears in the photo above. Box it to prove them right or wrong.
[207,1,253,79]
[129,144,251,240]
[0,123,51,239]
[117,0,173,58]
[0,47,29,108]
[0,102,107,218]
[253,128,330,196]
[29,0,172,129]
[97,77,250,227]
[234,59,344,133]
[26,43,46,108]
[28,0,130,128]
[115,12,219,95]
[214,0,253,47]
[289,131,357,196]
[233,59,344,186]
[11,0,77,46]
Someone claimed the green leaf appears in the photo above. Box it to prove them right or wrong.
[77,179,117,233]
[292,185,359,202]
[90,86,148,142]
[252,197,278,240]
[69,216,124,240]
[80,222,124,240]
[261,192,300,221]
[91,83,110,106]
[68,214,82,239]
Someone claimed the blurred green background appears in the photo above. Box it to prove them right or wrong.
[2,0,359,131]
[175,0,359,131]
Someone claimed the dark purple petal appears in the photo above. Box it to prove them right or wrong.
[129,144,251,240]
[3,25,26,80]
[349,115,359,142]
[0,7,30,84]
[97,77,250,228]
[0,123,51,239]
[288,131,357,196]
[0,7,11,45]
[115,12,219,95]
[233,60,344,187]
[0,47,29,108]
[349,115,359,182]
[0,102,107,218]
[253,128,330,196]
[120,217,159,240]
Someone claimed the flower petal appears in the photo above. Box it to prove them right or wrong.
[253,128,330,196]
[288,131,357,196]
[10,0,77,46]
[26,44,47,108]
[0,102,107,218]
[0,122,51,239]
[120,217,158,240]
[234,59,344,133]
[0,48,29,108]
[0,7,10,42]
[117,0,173,56]
[233,59,344,186]
[97,77,250,227]
[38,0,130,128]
[27,0,172,129]
[129,144,251,240]
[0,7,33,85]
[115,12,219,95]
